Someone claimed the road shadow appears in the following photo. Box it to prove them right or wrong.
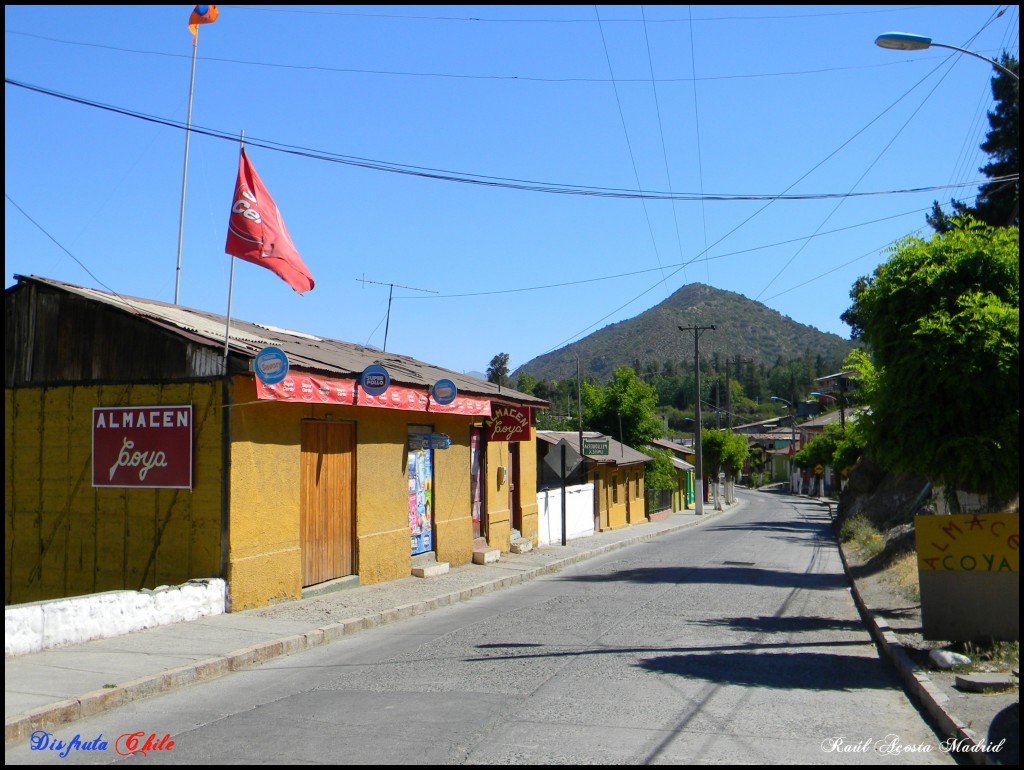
[465,644,900,692]
[691,614,865,634]
[555,563,847,590]
[637,649,900,691]
[703,518,836,548]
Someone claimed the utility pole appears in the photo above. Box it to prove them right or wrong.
[680,324,715,515]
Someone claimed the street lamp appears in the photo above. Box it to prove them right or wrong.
[771,396,798,494]
[875,32,1019,80]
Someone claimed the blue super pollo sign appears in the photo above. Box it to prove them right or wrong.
[360,365,390,396]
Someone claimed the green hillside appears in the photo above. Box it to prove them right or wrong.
[513,283,855,382]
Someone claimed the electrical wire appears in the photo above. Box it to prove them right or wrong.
[6,79,1010,204]
[594,5,670,300]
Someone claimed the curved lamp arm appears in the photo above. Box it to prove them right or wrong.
[875,33,1019,81]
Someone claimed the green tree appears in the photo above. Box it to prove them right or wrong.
[927,53,1019,232]
[832,418,868,477]
[643,447,676,492]
[794,426,840,471]
[487,353,510,386]
[699,429,748,508]
[841,220,1019,505]
[722,431,750,480]
[515,372,539,395]
[535,411,577,431]
[583,367,664,448]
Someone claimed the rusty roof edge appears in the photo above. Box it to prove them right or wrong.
[11,275,547,407]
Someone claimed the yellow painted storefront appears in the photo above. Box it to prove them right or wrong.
[219,377,539,611]
[5,382,223,606]
[6,275,547,612]
[6,376,542,611]
[592,466,645,531]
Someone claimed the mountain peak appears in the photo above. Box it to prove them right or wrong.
[513,283,853,381]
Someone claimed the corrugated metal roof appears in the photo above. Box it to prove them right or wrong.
[15,275,547,406]
[646,439,695,469]
[648,437,694,455]
[670,457,695,471]
[536,430,651,466]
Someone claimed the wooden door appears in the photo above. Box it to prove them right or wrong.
[509,442,521,533]
[300,421,356,586]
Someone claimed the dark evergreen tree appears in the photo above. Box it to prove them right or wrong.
[486,353,510,386]
[927,53,1018,232]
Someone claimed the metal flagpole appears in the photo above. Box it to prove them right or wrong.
[224,131,244,363]
[174,25,202,305]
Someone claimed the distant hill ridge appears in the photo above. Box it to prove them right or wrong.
[513,283,855,381]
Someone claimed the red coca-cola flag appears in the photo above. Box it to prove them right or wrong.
[225,148,315,294]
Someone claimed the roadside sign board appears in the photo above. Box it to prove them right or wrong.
[583,438,609,456]
[543,438,583,477]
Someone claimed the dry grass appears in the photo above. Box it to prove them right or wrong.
[880,550,920,603]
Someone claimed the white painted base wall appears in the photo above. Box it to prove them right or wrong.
[4,578,227,657]
[537,484,595,546]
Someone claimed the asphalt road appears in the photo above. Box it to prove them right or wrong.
[8,491,955,765]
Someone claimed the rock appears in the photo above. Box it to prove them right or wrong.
[930,649,972,669]
[955,673,1016,693]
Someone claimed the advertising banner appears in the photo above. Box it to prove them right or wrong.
[93,405,193,489]
[256,373,491,417]
[408,442,433,555]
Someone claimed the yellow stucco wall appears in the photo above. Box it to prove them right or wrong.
[482,434,539,550]
[226,378,487,609]
[519,437,540,544]
[627,469,646,524]
[224,380,304,610]
[7,376,544,610]
[5,383,222,606]
[591,465,644,531]
[485,439,512,551]
[607,469,628,529]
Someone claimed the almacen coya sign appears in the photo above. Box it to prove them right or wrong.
[93,405,193,489]
[915,512,1019,641]
[485,405,531,442]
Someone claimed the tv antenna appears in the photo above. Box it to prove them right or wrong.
[357,276,437,352]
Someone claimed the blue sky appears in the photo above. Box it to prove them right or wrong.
[5,5,1019,377]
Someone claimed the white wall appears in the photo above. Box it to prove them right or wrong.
[5,578,226,657]
[537,483,595,545]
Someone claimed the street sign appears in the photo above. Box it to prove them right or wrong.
[815,464,825,474]
[543,438,583,477]
[583,438,609,456]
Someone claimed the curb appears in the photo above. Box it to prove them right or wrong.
[837,541,996,766]
[6,508,723,747]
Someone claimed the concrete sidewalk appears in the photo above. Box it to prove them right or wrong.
[4,493,1013,764]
